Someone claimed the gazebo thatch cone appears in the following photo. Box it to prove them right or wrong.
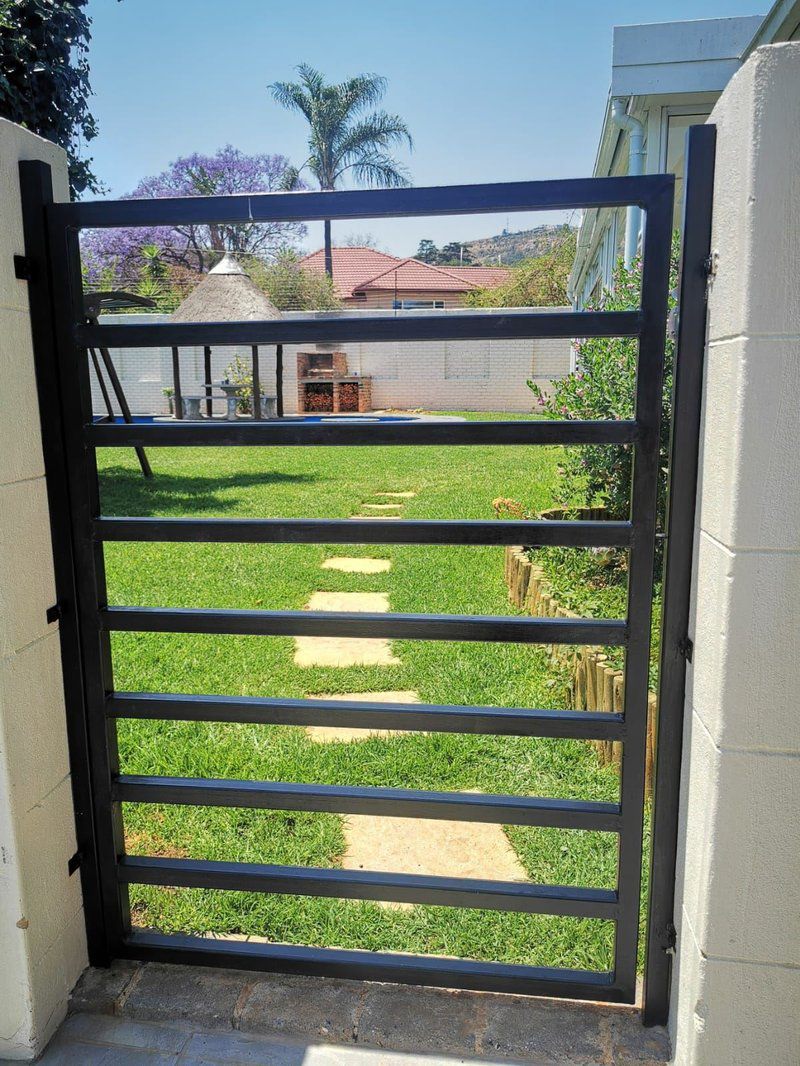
[170,252,284,419]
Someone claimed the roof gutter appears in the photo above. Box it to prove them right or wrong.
[611,98,645,268]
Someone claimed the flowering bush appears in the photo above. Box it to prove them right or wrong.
[530,236,680,533]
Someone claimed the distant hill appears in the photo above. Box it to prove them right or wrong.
[464,224,575,267]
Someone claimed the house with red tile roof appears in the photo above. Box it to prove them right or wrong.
[300,247,510,308]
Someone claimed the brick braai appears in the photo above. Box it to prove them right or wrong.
[296,349,373,413]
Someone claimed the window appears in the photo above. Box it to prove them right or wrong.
[393,299,445,310]
[662,111,712,228]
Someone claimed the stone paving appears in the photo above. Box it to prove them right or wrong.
[321,558,393,574]
[294,592,400,668]
[18,961,671,1064]
[343,813,529,909]
[305,690,421,743]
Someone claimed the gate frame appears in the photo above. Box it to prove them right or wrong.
[19,127,713,1026]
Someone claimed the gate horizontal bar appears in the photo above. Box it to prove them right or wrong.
[51,173,673,229]
[123,930,623,1001]
[94,516,633,548]
[88,418,638,448]
[101,606,628,646]
[108,691,626,740]
[119,855,619,918]
[76,310,640,349]
[115,775,621,831]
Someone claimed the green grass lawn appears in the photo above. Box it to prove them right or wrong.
[100,412,626,972]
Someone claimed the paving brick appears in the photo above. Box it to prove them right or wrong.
[181,1029,307,1064]
[123,964,249,1029]
[480,996,609,1064]
[608,1010,671,1064]
[238,973,365,1043]
[68,962,142,1014]
[36,1039,177,1064]
[58,1012,190,1054]
[356,983,481,1057]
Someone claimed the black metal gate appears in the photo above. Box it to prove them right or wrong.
[19,125,714,1026]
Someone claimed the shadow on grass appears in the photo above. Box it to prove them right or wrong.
[98,466,322,517]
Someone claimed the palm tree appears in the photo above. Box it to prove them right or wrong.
[269,65,413,277]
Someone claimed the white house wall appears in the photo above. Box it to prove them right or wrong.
[90,309,572,416]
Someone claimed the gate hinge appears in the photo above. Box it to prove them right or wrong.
[67,851,82,876]
[703,251,719,295]
[664,921,677,956]
[678,636,694,662]
[46,602,63,625]
[13,254,33,280]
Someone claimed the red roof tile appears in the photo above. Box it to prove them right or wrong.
[358,258,474,292]
[445,266,511,288]
[300,247,514,298]
[300,247,511,298]
[300,247,401,299]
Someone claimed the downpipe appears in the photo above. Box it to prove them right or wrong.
[611,99,646,267]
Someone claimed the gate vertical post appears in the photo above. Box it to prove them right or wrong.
[24,164,132,961]
[18,160,108,963]
[612,176,674,1000]
[643,124,717,1026]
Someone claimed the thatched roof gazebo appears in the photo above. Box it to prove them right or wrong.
[170,253,285,418]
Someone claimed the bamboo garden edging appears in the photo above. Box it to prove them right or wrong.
[503,511,656,799]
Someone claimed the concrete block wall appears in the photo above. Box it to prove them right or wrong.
[0,120,87,1058]
[90,308,572,416]
[669,43,800,1066]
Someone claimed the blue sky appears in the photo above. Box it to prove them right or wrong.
[84,0,763,254]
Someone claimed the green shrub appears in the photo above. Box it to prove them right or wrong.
[530,236,680,536]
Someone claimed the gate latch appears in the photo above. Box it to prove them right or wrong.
[678,636,693,662]
[13,254,33,281]
[67,851,82,876]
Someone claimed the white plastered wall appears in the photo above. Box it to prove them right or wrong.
[90,308,572,416]
[0,120,88,1059]
[669,43,800,1066]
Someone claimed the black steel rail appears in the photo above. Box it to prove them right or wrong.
[114,775,621,831]
[50,173,673,229]
[122,929,621,1001]
[107,691,626,740]
[77,309,640,349]
[100,605,627,645]
[93,516,633,548]
[119,856,619,919]
[87,417,638,448]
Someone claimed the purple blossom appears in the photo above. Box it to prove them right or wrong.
[82,145,307,280]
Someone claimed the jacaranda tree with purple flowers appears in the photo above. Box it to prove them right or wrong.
[82,145,306,285]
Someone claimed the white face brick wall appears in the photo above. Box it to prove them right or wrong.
[0,119,87,1060]
[669,44,800,1066]
[90,308,572,416]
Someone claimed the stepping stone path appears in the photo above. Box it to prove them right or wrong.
[343,812,529,909]
[305,690,420,743]
[350,489,416,520]
[321,557,391,574]
[293,591,399,667]
[298,487,527,897]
